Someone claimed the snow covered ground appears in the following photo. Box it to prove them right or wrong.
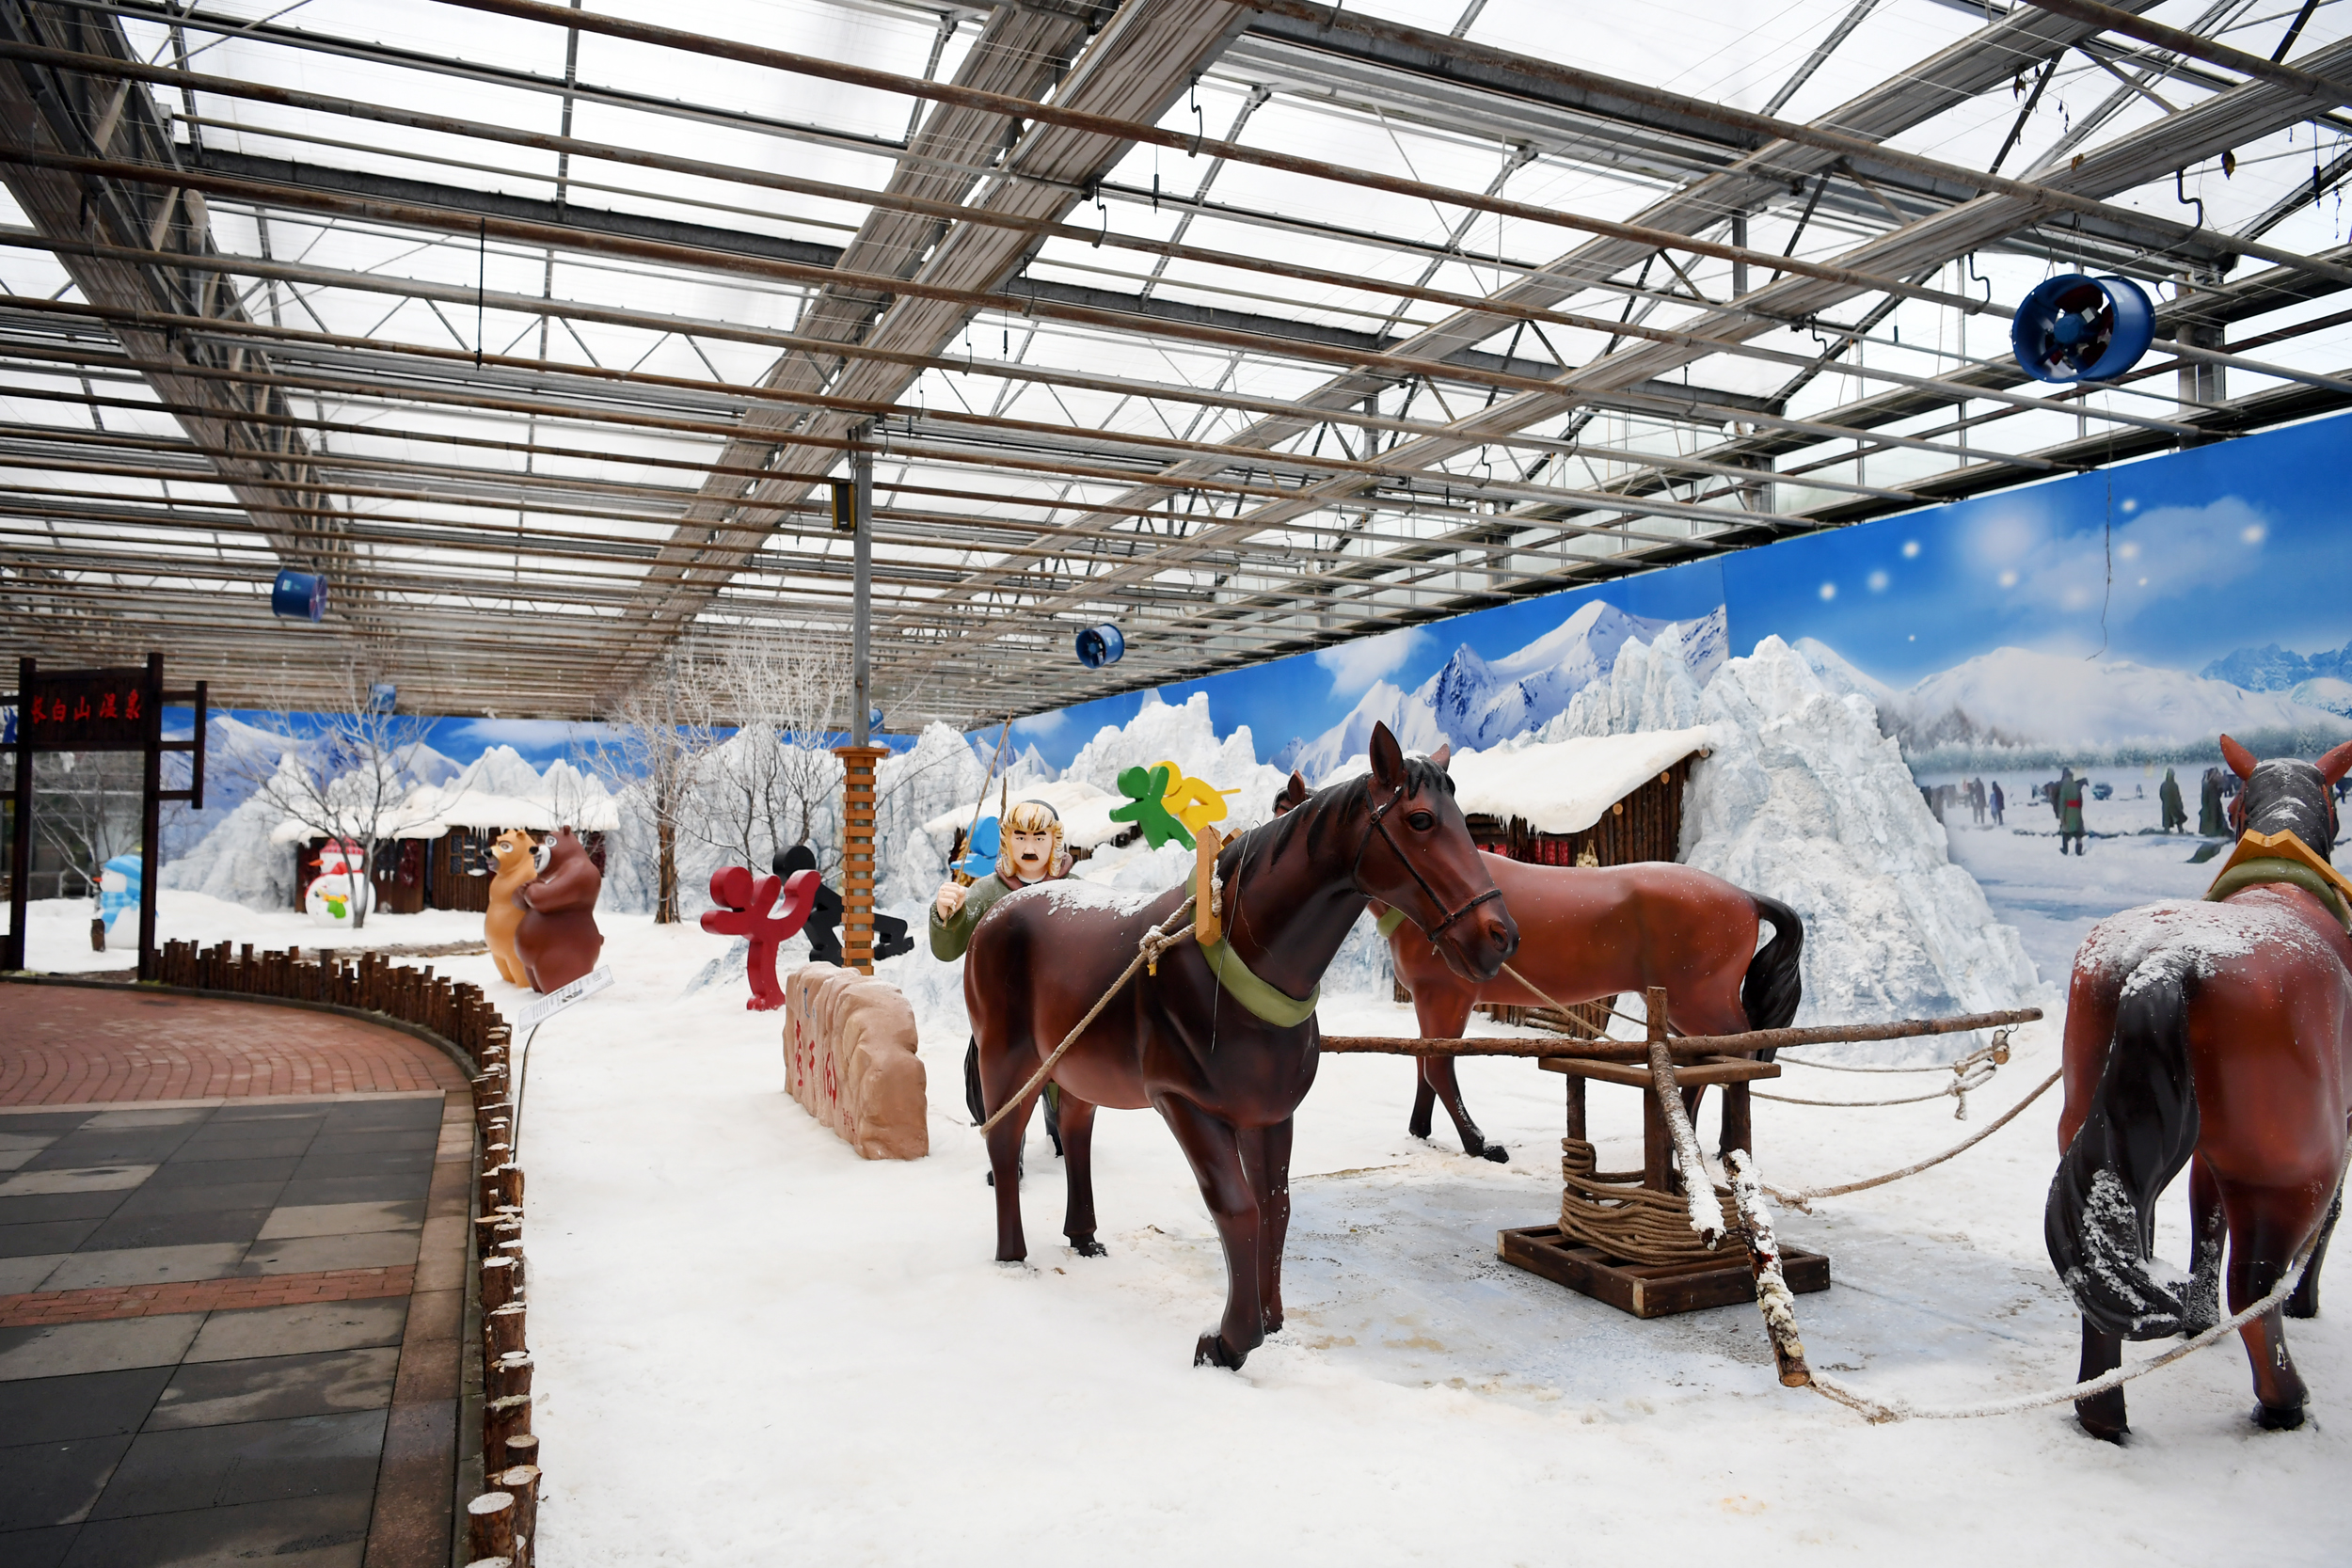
[15,893,497,973]
[1915,773,2227,984]
[403,916,2347,1567]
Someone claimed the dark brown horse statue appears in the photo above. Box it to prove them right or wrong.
[1384,853,1803,1161]
[2047,734,2352,1438]
[967,722,1518,1369]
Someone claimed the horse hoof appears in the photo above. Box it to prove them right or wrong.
[2285,1294,2320,1321]
[1194,1332,1246,1370]
[1479,1145,1510,1164]
[1070,1238,1107,1258]
[2255,1402,2307,1432]
[1407,1116,1433,1139]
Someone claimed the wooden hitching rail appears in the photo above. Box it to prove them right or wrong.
[156,941,544,1568]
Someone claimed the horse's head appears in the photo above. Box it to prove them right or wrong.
[2222,733,2352,862]
[1350,724,1518,981]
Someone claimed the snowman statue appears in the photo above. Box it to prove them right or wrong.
[304,839,374,928]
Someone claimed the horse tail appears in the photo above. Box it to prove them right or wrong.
[1740,892,1804,1032]
[2044,966,2202,1339]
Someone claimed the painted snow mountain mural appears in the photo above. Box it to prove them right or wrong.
[2201,639,2352,717]
[1288,602,1726,780]
[1797,641,2352,758]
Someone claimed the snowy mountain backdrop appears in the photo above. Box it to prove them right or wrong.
[1286,603,1727,781]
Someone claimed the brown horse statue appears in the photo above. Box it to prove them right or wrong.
[968,722,1518,1369]
[1384,851,1803,1161]
[2047,734,2352,1438]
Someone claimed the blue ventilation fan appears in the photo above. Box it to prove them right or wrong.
[1074,623,1125,669]
[270,570,327,621]
[2011,274,2154,384]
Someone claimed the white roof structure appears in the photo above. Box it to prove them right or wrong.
[267,782,622,844]
[1447,727,1715,835]
[4,2,2348,729]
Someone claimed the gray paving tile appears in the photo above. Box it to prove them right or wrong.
[0,1113,98,1132]
[286,1153,434,1182]
[237,1232,418,1276]
[0,1220,103,1259]
[207,1103,328,1121]
[81,1210,270,1254]
[108,1181,287,1219]
[0,1191,132,1227]
[270,1176,420,1209]
[0,1254,69,1294]
[0,1166,156,1197]
[25,1138,190,1172]
[0,1316,206,1382]
[76,1111,206,1132]
[320,1101,442,1129]
[90,1409,387,1518]
[62,1493,370,1568]
[0,1436,132,1529]
[255,1201,424,1242]
[167,1136,317,1164]
[311,1130,438,1155]
[0,1523,75,1568]
[147,1348,399,1431]
[39,1245,246,1293]
[183,1300,406,1364]
[0,1368,173,1443]
[141,1158,298,1190]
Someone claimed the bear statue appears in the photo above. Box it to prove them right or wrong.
[514,826,604,993]
[485,828,539,987]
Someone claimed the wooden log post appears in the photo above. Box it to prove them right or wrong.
[480,1255,522,1312]
[491,1465,540,1566]
[487,1351,533,1402]
[833,743,889,974]
[485,1302,528,1360]
[466,1492,516,1563]
[485,1393,532,1469]
[501,1432,540,1473]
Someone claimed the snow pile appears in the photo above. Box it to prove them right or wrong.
[158,791,295,910]
[1446,729,1714,835]
[1681,638,2038,1037]
[1059,691,1288,831]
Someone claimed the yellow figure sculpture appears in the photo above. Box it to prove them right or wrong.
[1151,759,1236,837]
[485,829,539,986]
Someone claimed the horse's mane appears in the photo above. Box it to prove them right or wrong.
[2242,758,2337,862]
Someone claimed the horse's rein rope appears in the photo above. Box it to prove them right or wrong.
[1352,774,1504,943]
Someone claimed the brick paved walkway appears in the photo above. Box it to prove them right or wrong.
[0,983,473,1568]
[3,988,465,1105]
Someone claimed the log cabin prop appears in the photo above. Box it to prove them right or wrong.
[273,787,615,916]
[1395,728,1711,1036]
[1321,996,2042,1326]
[4,654,206,979]
[781,964,928,1158]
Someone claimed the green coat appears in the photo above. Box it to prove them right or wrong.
[2058,777,2087,835]
[930,871,1022,961]
[2199,769,2227,836]
[2159,770,2185,830]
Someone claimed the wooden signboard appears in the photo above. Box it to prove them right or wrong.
[6,655,207,979]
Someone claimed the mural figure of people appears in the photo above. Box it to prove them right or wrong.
[2158,767,2186,833]
[2056,768,2089,856]
[2199,766,2228,836]
[1990,780,2005,826]
[932,800,1074,1172]
[771,844,913,966]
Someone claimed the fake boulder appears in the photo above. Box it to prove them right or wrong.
[781,966,928,1161]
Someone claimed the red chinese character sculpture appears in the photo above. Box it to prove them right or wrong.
[699,865,820,1011]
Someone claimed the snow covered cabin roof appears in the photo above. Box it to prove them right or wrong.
[1325,727,1713,837]
[922,777,1126,852]
[266,785,621,844]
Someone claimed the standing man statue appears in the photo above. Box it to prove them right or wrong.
[1990,780,2005,827]
[2158,767,2187,833]
[2198,765,2228,836]
[2057,768,2089,856]
[932,800,1073,1171]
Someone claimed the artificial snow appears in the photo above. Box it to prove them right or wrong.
[1445,727,1715,836]
[417,918,2348,1566]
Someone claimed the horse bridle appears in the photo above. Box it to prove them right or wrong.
[1350,772,1503,942]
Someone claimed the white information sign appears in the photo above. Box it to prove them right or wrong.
[516,963,613,1030]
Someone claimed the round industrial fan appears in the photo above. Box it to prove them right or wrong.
[1074,623,1125,669]
[2010,273,2154,384]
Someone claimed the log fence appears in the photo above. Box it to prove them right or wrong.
[154,939,545,1567]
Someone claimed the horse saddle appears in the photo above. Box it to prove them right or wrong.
[2203,828,2352,931]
